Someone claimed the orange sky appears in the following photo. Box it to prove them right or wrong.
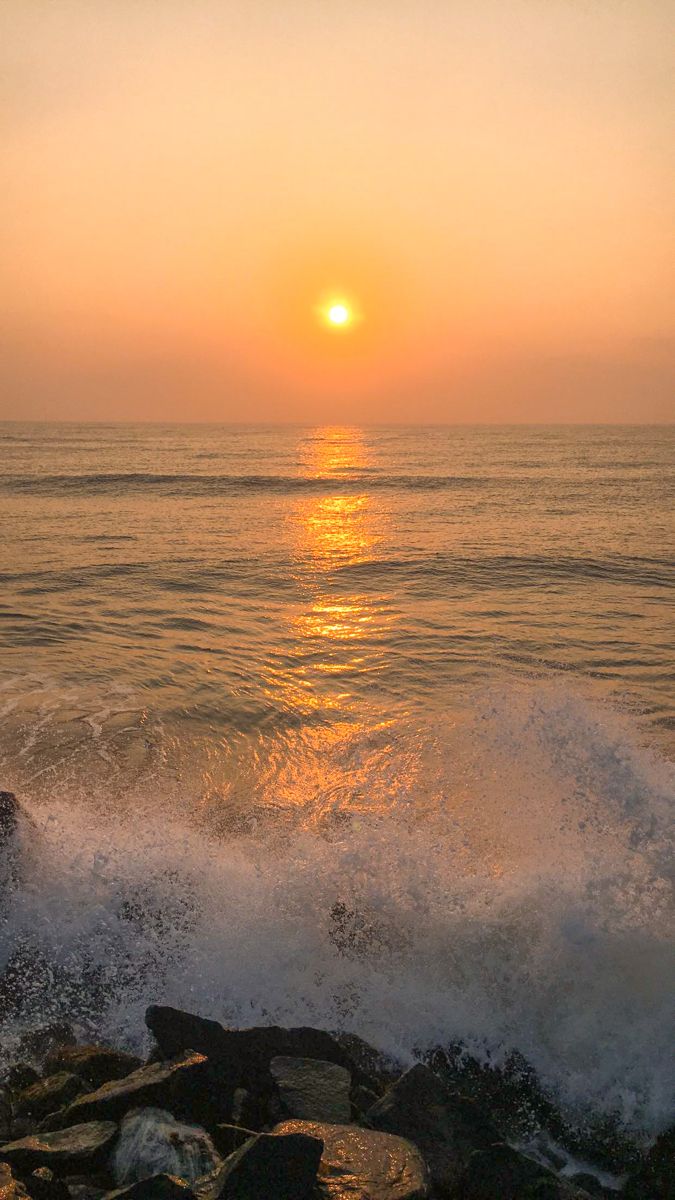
[1,0,673,422]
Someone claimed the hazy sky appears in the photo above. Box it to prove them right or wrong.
[1,0,673,422]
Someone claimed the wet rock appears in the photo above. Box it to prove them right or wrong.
[42,1054,209,1130]
[44,1049,143,1091]
[366,1063,500,1196]
[0,1162,28,1199]
[623,1124,675,1199]
[0,1122,118,1175]
[195,1130,323,1200]
[62,1176,108,1200]
[15,1075,87,1123]
[25,1166,70,1200]
[272,1119,429,1200]
[458,1143,591,1198]
[5,1067,40,1094]
[111,1108,220,1187]
[105,1176,196,1200]
[211,1126,257,1159]
[1,1088,11,1141]
[270,1057,352,1124]
[18,1027,76,1068]
[567,1175,605,1196]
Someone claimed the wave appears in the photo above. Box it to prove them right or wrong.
[0,472,490,497]
[1,682,672,1138]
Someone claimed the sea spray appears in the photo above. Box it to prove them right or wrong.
[0,683,673,1141]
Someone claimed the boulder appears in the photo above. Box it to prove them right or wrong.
[17,1027,76,1068]
[15,1074,87,1123]
[104,1176,196,1200]
[194,1130,323,1200]
[458,1143,591,1198]
[366,1063,500,1196]
[270,1057,352,1124]
[623,1124,675,1199]
[0,1122,118,1175]
[0,1162,28,1199]
[272,1119,429,1200]
[111,1109,220,1187]
[42,1054,209,1130]
[44,1048,143,1091]
[25,1167,70,1200]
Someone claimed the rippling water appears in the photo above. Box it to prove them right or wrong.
[0,422,673,1136]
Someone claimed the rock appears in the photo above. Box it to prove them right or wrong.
[623,1124,675,1199]
[5,1067,40,1094]
[42,1054,209,1130]
[195,1130,323,1200]
[44,1048,143,1091]
[15,1074,87,1123]
[1,1089,11,1141]
[62,1177,108,1200]
[458,1143,591,1198]
[18,1027,76,1068]
[211,1127,258,1159]
[0,1162,28,1198]
[270,1057,352,1124]
[366,1063,500,1196]
[25,1166,70,1200]
[105,1176,197,1199]
[0,1122,118,1175]
[111,1109,220,1187]
[272,1120,429,1200]
[144,1008,366,1127]
[567,1175,605,1196]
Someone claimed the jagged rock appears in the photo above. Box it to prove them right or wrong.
[623,1124,675,1199]
[194,1130,323,1200]
[44,1048,143,1091]
[25,1166,70,1200]
[18,1027,76,1067]
[111,1109,220,1187]
[270,1057,352,1124]
[42,1054,209,1130]
[105,1176,196,1199]
[567,1175,606,1196]
[0,1121,118,1175]
[211,1126,258,1159]
[331,1032,397,1093]
[61,1177,108,1200]
[0,1162,28,1198]
[15,1074,87,1123]
[5,1066,40,1094]
[366,1063,500,1196]
[272,1120,429,1200]
[458,1143,591,1198]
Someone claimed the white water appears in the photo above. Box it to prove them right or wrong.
[1,683,673,1138]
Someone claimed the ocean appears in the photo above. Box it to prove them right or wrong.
[0,422,673,1138]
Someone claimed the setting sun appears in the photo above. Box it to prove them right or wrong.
[327,303,351,327]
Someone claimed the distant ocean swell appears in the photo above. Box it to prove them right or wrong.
[0,471,494,496]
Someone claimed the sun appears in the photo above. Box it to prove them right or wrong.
[327,303,350,326]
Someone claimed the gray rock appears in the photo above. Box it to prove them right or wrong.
[15,1074,87,1123]
[105,1176,196,1200]
[272,1119,429,1200]
[0,1121,118,1175]
[44,1047,142,1090]
[366,1063,500,1196]
[111,1109,220,1187]
[194,1130,323,1200]
[459,1143,591,1198]
[42,1054,209,1130]
[270,1057,351,1124]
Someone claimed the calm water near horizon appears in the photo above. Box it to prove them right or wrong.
[0,422,673,1136]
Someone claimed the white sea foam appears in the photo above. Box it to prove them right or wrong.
[0,683,673,1138]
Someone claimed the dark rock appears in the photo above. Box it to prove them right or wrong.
[5,1066,40,1094]
[0,1161,28,1199]
[110,1109,220,1188]
[18,1027,76,1067]
[351,1082,380,1119]
[44,1048,143,1091]
[331,1031,397,1093]
[144,1007,366,1127]
[42,1054,209,1130]
[0,1121,118,1175]
[366,1062,500,1196]
[15,1074,86,1123]
[1,1088,12,1141]
[195,1130,323,1200]
[623,1124,675,1199]
[272,1119,428,1200]
[567,1175,605,1196]
[25,1166,70,1200]
[270,1057,351,1124]
[62,1176,109,1200]
[458,1143,591,1198]
[105,1176,196,1199]
[210,1127,258,1160]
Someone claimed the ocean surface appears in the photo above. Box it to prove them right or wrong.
[0,423,673,1137]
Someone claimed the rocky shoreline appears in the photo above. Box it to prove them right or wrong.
[1,793,672,1198]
